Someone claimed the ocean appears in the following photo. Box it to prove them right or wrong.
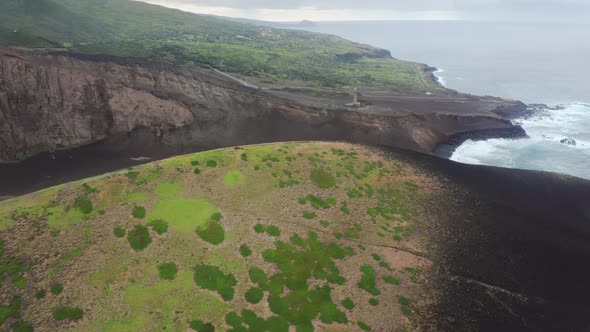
[300,21,590,180]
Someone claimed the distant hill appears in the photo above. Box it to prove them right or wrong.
[0,0,435,89]
[225,17,317,28]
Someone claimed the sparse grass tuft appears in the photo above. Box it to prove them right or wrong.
[303,212,317,220]
[405,267,422,283]
[369,298,379,306]
[50,284,63,295]
[398,296,410,306]
[311,169,336,189]
[206,160,218,168]
[35,289,46,299]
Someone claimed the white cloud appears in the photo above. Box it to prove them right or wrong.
[139,0,590,22]
[141,1,462,21]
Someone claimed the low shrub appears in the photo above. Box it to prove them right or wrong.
[74,198,93,214]
[244,287,264,304]
[158,263,178,280]
[127,225,152,251]
[148,219,168,235]
[114,227,126,238]
[239,244,252,257]
[50,284,63,295]
[132,206,146,219]
[53,306,83,321]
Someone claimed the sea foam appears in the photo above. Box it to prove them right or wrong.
[451,103,590,180]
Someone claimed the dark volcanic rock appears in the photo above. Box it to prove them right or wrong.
[561,138,577,146]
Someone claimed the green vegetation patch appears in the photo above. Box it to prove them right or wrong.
[224,170,245,186]
[245,287,264,304]
[154,181,182,198]
[248,267,268,289]
[399,296,413,316]
[114,271,228,330]
[35,289,46,299]
[126,171,140,180]
[50,283,63,295]
[368,298,379,306]
[340,201,350,215]
[149,198,217,234]
[53,306,83,321]
[358,321,372,331]
[0,296,21,325]
[148,219,168,235]
[311,169,336,189]
[358,266,380,296]
[190,320,215,332]
[239,244,252,257]
[261,232,349,328]
[303,212,317,220]
[300,195,337,209]
[405,267,422,283]
[225,310,289,331]
[132,206,146,219]
[342,298,355,311]
[196,213,225,245]
[254,224,281,237]
[158,263,178,280]
[127,225,152,251]
[10,321,33,332]
[384,276,401,285]
[74,198,93,214]
[193,265,237,301]
[114,227,126,238]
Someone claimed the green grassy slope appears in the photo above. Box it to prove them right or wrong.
[0,142,431,331]
[0,0,438,89]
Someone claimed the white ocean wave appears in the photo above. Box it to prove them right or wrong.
[451,103,590,179]
[433,68,447,86]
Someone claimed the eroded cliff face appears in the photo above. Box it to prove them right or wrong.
[0,49,525,162]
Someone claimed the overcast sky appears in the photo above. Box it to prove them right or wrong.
[140,0,590,22]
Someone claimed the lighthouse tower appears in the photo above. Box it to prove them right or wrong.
[347,87,361,108]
